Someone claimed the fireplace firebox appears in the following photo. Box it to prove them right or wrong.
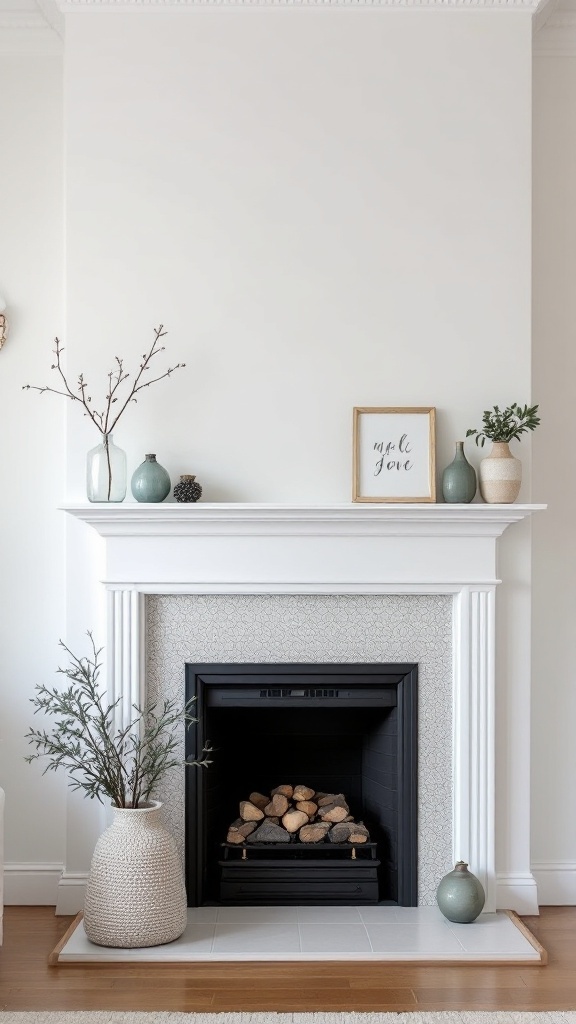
[185,663,418,907]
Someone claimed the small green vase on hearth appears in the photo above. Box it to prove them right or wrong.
[436,861,485,923]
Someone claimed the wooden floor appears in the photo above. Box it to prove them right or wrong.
[0,905,575,1012]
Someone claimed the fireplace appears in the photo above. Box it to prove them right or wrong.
[59,502,544,917]
[184,662,418,907]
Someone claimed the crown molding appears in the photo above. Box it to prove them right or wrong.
[36,0,65,36]
[54,0,545,10]
[534,7,576,50]
[0,13,49,29]
[0,11,62,53]
[533,0,559,29]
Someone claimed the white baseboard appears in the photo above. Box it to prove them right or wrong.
[55,871,89,915]
[4,862,64,905]
[5,863,557,914]
[532,862,576,905]
[496,872,540,915]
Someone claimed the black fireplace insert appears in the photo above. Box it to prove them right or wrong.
[185,662,418,907]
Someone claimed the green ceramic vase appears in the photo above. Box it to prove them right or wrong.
[436,861,485,923]
[441,442,477,503]
[131,454,171,503]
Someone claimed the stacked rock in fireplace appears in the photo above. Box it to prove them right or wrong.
[226,784,370,846]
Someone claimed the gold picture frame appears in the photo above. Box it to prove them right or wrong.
[353,406,436,503]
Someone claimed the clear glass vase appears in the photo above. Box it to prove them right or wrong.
[86,433,127,503]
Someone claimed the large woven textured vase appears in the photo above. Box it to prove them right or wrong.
[84,801,187,948]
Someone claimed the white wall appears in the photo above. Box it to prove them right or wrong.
[64,11,533,501]
[0,8,548,909]
[60,9,537,912]
[0,54,67,903]
[532,54,576,904]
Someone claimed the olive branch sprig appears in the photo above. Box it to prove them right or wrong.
[466,403,540,447]
[25,634,212,809]
[23,325,185,437]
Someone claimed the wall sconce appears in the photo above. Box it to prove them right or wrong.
[0,295,7,350]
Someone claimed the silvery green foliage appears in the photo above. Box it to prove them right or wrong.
[25,633,211,808]
[466,403,540,447]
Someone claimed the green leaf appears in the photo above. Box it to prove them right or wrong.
[25,633,209,807]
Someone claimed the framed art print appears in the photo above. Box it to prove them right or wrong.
[353,406,436,503]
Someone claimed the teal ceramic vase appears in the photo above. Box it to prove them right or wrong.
[436,861,485,923]
[442,442,477,503]
[131,454,171,503]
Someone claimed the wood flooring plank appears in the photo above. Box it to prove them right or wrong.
[413,987,576,1011]
[350,969,528,989]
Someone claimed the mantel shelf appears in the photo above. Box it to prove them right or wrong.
[61,502,546,539]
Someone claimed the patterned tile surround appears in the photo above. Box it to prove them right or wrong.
[146,593,453,905]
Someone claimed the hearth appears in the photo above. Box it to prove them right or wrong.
[185,662,418,907]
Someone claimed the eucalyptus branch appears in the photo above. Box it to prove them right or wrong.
[25,633,208,808]
[56,636,128,802]
[466,403,540,447]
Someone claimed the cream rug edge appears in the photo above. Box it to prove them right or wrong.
[2,1013,576,1023]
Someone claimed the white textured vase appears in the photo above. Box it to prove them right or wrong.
[479,441,522,504]
[84,801,187,948]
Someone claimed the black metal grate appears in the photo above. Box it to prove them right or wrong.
[259,688,339,698]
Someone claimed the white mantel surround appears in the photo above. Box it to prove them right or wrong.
[60,502,544,916]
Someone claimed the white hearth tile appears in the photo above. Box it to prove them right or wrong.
[59,919,217,961]
[359,905,438,923]
[57,908,542,963]
[394,906,450,922]
[365,923,467,955]
[174,924,216,954]
[217,906,299,923]
[211,921,301,955]
[447,914,538,954]
[188,907,219,923]
[297,906,362,923]
[299,922,371,954]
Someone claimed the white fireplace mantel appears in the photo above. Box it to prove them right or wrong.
[62,501,545,591]
[63,501,543,538]
[58,501,545,916]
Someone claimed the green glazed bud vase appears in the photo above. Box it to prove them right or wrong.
[436,861,485,923]
[441,442,477,504]
[131,454,171,503]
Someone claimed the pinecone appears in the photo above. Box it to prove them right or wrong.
[173,474,202,503]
